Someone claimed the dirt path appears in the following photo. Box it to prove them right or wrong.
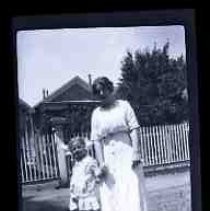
[22,170,191,211]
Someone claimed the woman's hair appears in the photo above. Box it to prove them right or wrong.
[92,77,114,96]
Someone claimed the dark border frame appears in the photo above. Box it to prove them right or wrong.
[11,9,200,211]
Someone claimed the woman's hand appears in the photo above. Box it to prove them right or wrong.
[100,164,108,177]
[95,164,109,182]
[72,196,78,203]
[98,164,116,188]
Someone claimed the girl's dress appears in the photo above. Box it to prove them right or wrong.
[69,155,101,211]
[91,100,147,211]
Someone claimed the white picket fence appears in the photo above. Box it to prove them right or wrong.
[68,122,190,167]
[20,122,189,184]
[138,122,190,167]
[20,132,60,184]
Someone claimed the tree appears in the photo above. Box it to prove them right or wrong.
[116,42,189,125]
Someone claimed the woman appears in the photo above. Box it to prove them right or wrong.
[90,77,147,211]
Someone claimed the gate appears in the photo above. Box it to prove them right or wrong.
[20,131,60,184]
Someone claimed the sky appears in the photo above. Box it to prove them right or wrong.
[17,25,186,107]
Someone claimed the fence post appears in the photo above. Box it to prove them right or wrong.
[165,125,173,163]
[54,127,69,187]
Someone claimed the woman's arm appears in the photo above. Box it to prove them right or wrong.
[93,139,109,180]
[90,109,104,167]
[130,128,142,169]
[124,100,142,165]
[94,139,105,167]
[130,128,141,161]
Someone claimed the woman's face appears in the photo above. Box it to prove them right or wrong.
[95,84,112,102]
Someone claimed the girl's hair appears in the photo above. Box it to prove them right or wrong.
[92,77,114,96]
[68,137,86,151]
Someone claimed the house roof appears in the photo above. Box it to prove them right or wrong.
[19,98,33,113]
[34,76,92,108]
[19,98,31,109]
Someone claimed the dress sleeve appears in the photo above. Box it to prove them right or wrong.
[124,101,140,131]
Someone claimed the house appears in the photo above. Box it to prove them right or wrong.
[37,75,93,104]
[19,98,34,137]
[33,75,100,138]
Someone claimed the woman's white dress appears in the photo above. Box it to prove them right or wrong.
[91,100,147,211]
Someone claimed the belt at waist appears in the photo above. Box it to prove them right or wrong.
[102,130,132,146]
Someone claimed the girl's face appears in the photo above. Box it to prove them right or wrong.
[70,142,86,161]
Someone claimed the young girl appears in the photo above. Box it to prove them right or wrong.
[68,137,102,211]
